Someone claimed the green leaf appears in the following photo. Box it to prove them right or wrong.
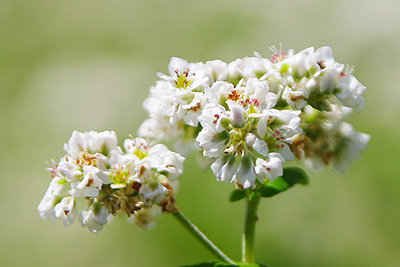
[179,261,268,267]
[257,167,309,198]
[229,189,247,202]
[281,166,309,186]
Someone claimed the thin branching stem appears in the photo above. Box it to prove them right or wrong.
[172,210,236,264]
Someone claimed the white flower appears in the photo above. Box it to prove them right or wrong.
[211,154,236,183]
[131,206,162,230]
[147,144,185,181]
[257,109,302,160]
[178,92,207,127]
[233,155,256,189]
[196,127,228,158]
[139,183,169,206]
[79,203,109,234]
[335,74,366,111]
[205,59,228,82]
[138,115,183,142]
[282,86,309,110]
[331,122,370,173]
[254,153,285,182]
[197,103,228,132]
[228,101,245,128]
[158,57,210,90]
[57,156,82,182]
[37,194,58,223]
[245,133,268,157]
[74,165,103,197]
[37,176,66,223]
[124,137,150,159]
[54,197,77,227]
[63,130,118,157]
[107,149,137,188]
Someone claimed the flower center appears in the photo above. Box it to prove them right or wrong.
[227,89,243,102]
[111,164,131,184]
[271,52,286,63]
[76,152,98,167]
[174,68,193,89]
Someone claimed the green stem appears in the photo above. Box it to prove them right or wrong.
[242,194,261,263]
[172,210,235,264]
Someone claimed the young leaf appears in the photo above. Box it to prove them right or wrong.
[281,166,309,185]
[229,189,247,202]
[257,166,309,198]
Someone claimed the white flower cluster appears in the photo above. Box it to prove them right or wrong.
[38,131,184,233]
[139,46,369,189]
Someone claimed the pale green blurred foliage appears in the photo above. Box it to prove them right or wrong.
[1,1,400,266]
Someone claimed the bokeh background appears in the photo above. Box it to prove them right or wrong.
[1,1,400,266]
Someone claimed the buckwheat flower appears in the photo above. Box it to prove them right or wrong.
[254,153,285,182]
[241,54,273,79]
[211,154,236,183]
[228,101,246,128]
[108,151,136,189]
[177,92,208,127]
[335,72,366,111]
[37,176,67,222]
[138,115,184,143]
[74,165,104,197]
[59,131,117,187]
[147,144,185,181]
[79,203,109,234]
[131,206,162,230]
[158,57,210,90]
[227,58,246,83]
[151,57,211,127]
[257,109,302,161]
[54,196,77,227]
[197,103,229,132]
[196,127,228,158]
[233,155,256,189]
[330,122,370,173]
[64,130,118,157]
[205,59,228,82]
[139,183,169,206]
[57,156,82,182]
[282,85,309,110]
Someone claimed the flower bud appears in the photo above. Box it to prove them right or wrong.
[229,104,245,128]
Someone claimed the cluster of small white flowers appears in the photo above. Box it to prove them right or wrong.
[38,131,184,233]
[139,45,369,189]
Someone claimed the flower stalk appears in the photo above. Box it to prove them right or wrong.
[242,193,261,263]
[172,209,235,264]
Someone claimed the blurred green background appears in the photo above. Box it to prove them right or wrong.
[1,1,400,266]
